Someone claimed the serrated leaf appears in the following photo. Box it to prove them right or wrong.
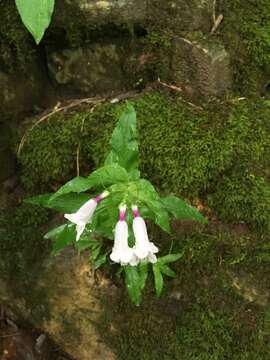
[26,193,90,213]
[49,176,93,202]
[50,165,129,202]
[124,266,143,305]
[153,264,164,297]
[15,0,55,44]
[105,103,140,179]
[160,264,176,278]
[158,253,183,264]
[161,195,207,223]
[44,223,76,254]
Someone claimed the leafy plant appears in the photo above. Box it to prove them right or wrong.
[15,0,55,44]
[26,102,207,304]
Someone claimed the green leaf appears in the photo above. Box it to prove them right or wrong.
[105,103,140,179]
[153,264,164,297]
[160,264,176,278]
[138,262,149,291]
[161,195,207,223]
[88,165,129,188]
[124,266,143,305]
[26,193,90,213]
[136,180,170,232]
[158,253,183,264]
[49,165,129,202]
[49,176,94,202]
[93,253,107,270]
[24,193,52,207]
[15,0,55,44]
[44,224,76,254]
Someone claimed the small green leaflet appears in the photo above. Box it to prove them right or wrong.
[44,223,76,254]
[124,264,149,305]
[161,195,207,223]
[15,0,55,44]
[49,165,129,202]
[105,103,140,180]
[25,193,90,213]
[153,264,164,297]
[157,253,184,264]
[152,254,183,296]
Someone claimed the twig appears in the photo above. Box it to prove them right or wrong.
[211,0,223,34]
[76,103,100,176]
[0,332,21,338]
[157,78,204,112]
[212,0,217,23]
[158,78,183,93]
[17,97,103,157]
[211,14,224,34]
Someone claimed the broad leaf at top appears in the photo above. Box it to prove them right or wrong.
[105,103,140,179]
[15,0,55,44]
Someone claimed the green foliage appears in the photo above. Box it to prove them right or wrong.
[15,0,55,44]
[105,103,140,180]
[26,102,206,305]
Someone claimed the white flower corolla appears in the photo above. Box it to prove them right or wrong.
[132,205,159,263]
[110,205,138,266]
[64,191,109,241]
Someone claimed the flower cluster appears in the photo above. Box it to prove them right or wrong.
[64,192,158,266]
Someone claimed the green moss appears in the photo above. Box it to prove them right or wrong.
[207,173,270,233]
[17,93,270,231]
[99,225,270,359]
[220,0,270,95]
[0,203,50,280]
[0,0,37,71]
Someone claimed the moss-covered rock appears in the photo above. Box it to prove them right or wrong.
[98,225,270,360]
[207,173,270,233]
[220,0,270,95]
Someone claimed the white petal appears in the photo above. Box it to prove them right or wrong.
[110,220,136,265]
[76,223,86,241]
[133,216,159,263]
[149,242,159,253]
[64,199,97,226]
[133,217,149,245]
[134,247,149,259]
[147,253,157,263]
[129,253,140,266]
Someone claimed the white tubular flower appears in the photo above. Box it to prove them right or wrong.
[132,205,159,263]
[110,205,137,266]
[64,191,109,241]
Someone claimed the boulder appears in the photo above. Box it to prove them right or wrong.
[47,41,149,94]
[0,248,115,360]
[171,36,232,97]
[0,66,53,120]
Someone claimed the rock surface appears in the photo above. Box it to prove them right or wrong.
[172,36,232,96]
[0,248,116,360]
[0,66,52,120]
